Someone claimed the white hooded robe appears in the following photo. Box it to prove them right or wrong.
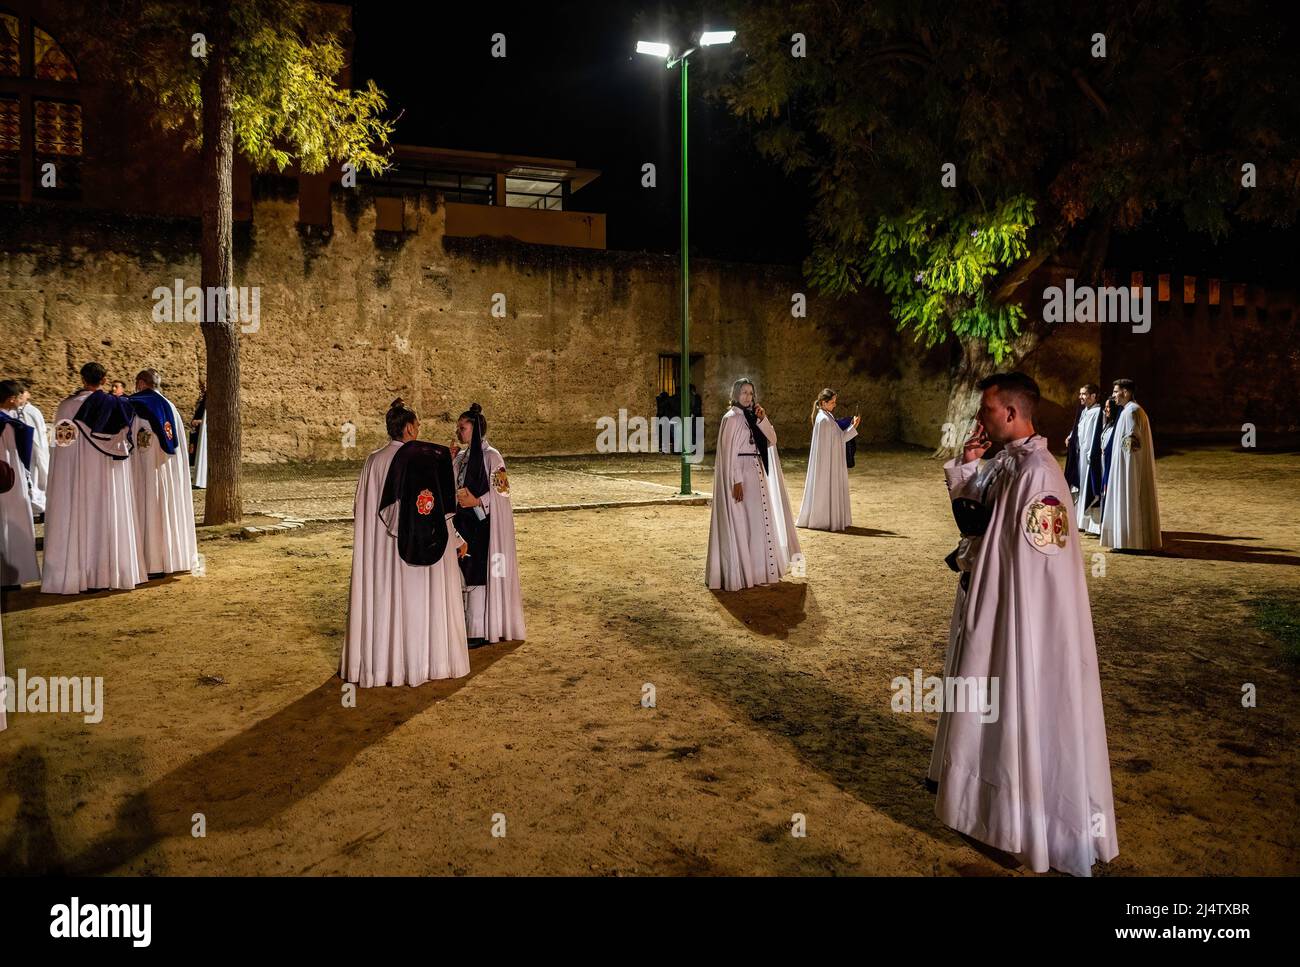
[796,407,857,531]
[929,434,1119,877]
[40,391,145,595]
[1072,404,1102,535]
[1099,401,1162,551]
[0,421,40,586]
[130,391,198,576]
[706,405,800,591]
[17,401,48,515]
[453,442,526,644]
[341,440,470,687]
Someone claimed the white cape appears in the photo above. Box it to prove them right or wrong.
[193,412,208,489]
[40,391,145,595]
[341,441,470,687]
[18,402,49,515]
[1099,402,1162,550]
[130,393,197,575]
[929,435,1119,876]
[455,443,526,643]
[1073,405,1102,535]
[0,422,40,586]
[796,408,857,531]
[706,406,801,590]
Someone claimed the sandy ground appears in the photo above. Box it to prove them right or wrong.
[1,446,1296,876]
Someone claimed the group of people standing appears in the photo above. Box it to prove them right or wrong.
[1064,378,1163,551]
[0,362,198,594]
[703,371,1160,876]
[341,399,526,690]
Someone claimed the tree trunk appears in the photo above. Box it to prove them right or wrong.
[934,329,1044,460]
[199,0,241,525]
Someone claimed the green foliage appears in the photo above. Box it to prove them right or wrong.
[718,0,1300,358]
[97,0,391,176]
[808,196,1035,362]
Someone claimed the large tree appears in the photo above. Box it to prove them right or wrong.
[95,0,392,522]
[720,0,1300,452]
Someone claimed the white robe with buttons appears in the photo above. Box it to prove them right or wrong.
[706,406,801,591]
[0,421,40,586]
[17,402,48,515]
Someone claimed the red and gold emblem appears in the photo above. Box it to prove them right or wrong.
[1023,492,1069,554]
[492,468,510,495]
[163,420,174,441]
[54,419,76,447]
[415,488,435,515]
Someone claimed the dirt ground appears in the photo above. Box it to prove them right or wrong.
[1,446,1296,876]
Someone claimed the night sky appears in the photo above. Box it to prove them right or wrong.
[352,2,1295,284]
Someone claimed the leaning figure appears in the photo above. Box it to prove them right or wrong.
[796,387,859,532]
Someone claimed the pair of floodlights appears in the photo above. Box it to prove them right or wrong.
[636,30,735,65]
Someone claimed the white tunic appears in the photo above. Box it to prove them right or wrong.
[453,442,526,643]
[796,408,857,531]
[706,406,801,590]
[192,412,208,489]
[341,441,470,687]
[17,402,49,515]
[1099,401,1162,551]
[1073,404,1102,535]
[929,435,1119,876]
[0,422,40,586]
[130,392,198,575]
[40,391,145,595]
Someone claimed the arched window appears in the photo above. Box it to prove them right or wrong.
[0,9,81,201]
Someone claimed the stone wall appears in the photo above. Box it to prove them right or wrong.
[0,189,935,461]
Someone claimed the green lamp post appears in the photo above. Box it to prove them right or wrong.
[637,30,736,495]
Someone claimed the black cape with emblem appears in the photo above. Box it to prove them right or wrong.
[377,441,457,566]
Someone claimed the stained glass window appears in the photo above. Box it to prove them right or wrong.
[33,25,76,81]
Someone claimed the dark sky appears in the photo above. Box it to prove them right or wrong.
[351,2,1296,285]
[351,0,809,265]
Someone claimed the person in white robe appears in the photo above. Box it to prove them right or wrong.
[1064,384,1104,536]
[1099,379,1162,551]
[128,370,197,577]
[15,382,48,516]
[452,402,526,646]
[706,378,801,591]
[796,388,860,531]
[41,362,145,595]
[341,399,470,687]
[191,384,208,490]
[928,371,1118,877]
[0,398,40,587]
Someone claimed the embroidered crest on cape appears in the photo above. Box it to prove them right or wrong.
[492,468,509,495]
[415,489,435,516]
[1023,492,1069,554]
[163,420,175,441]
[137,426,153,449]
[54,419,76,447]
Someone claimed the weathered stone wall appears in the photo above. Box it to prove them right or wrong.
[0,189,932,461]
